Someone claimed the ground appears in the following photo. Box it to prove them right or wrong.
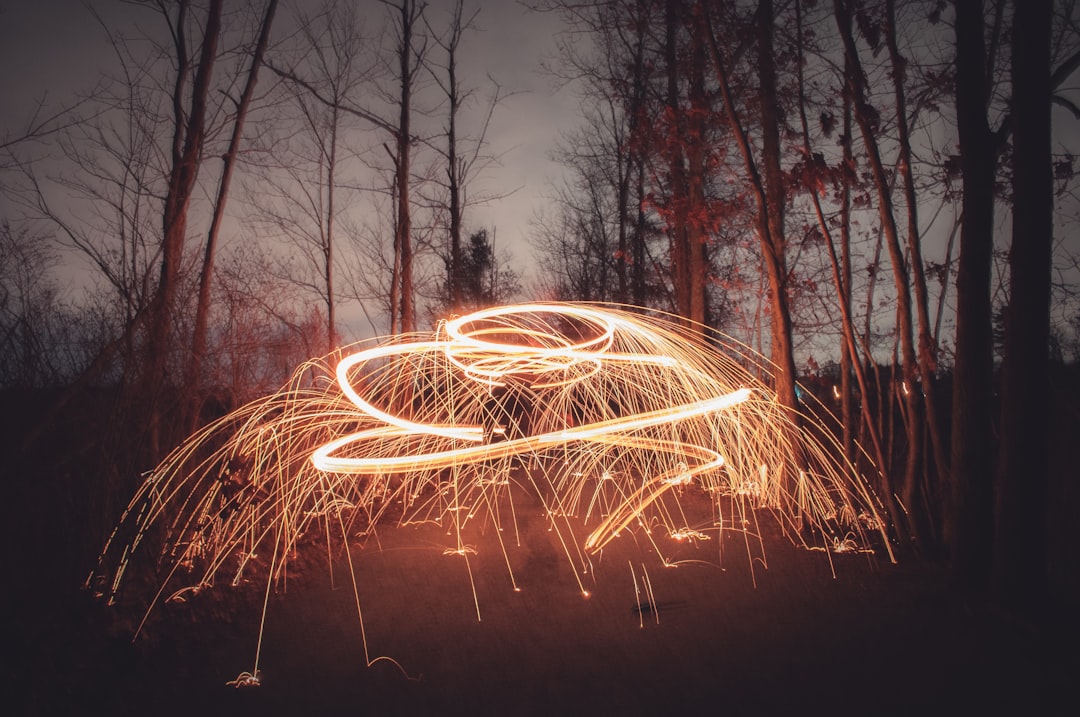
[4,478,1076,717]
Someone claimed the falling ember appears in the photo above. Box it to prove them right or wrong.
[88,302,893,682]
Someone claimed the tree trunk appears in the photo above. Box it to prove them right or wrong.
[839,64,856,464]
[614,102,629,306]
[663,0,691,323]
[949,0,996,591]
[396,0,417,333]
[884,0,949,533]
[632,155,648,307]
[188,0,277,430]
[685,4,707,327]
[994,0,1052,611]
[834,0,928,551]
[754,0,799,416]
[446,1,463,311]
[149,0,223,455]
[325,103,338,353]
[793,0,883,477]
[703,2,799,417]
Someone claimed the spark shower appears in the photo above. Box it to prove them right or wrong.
[88,303,892,684]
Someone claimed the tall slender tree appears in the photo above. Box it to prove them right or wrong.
[834,0,931,550]
[703,1,800,418]
[187,0,279,429]
[147,0,224,454]
[883,0,949,505]
[425,0,510,316]
[950,0,997,590]
[387,0,427,334]
[995,0,1053,610]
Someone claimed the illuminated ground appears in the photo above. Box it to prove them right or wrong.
[8,472,1076,716]
[85,303,895,675]
[4,306,1078,714]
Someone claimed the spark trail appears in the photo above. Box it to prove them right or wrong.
[88,303,892,683]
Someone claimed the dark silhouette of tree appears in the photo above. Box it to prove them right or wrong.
[269,0,428,336]
[950,0,998,591]
[883,0,949,507]
[424,0,514,316]
[791,0,886,480]
[187,0,279,431]
[261,0,373,356]
[440,228,519,312]
[430,0,472,311]
[0,222,67,387]
[834,0,935,551]
[388,0,427,334]
[995,0,1054,610]
[660,0,709,329]
[703,1,801,421]
[146,0,225,454]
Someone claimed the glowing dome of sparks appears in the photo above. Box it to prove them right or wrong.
[89,303,892,681]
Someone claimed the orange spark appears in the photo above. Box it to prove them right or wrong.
[89,302,893,683]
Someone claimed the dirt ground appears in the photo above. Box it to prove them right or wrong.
[4,479,1076,717]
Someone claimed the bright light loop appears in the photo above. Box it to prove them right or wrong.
[316,302,753,479]
[335,341,485,442]
[91,301,894,681]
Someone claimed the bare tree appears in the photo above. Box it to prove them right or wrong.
[533,136,624,303]
[0,222,65,387]
[950,0,999,591]
[259,0,375,356]
[266,1,429,335]
[703,1,801,417]
[995,0,1054,609]
[882,0,949,505]
[386,0,428,334]
[127,0,225,455]
[834,0,934,550]
[423,0,515,316]
[531,7,677,314]
[187,0,279,429]
[429,0,473,311]
[661,0,694,325]
[791,0,887,477]
[10,0,229,458]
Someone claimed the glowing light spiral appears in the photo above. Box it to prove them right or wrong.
[88,303,892,683]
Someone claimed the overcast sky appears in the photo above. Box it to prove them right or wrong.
[0,0,580,282]
[9,1,1078,342]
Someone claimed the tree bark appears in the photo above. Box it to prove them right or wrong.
[395,0,419,334]
[685,3,707,328]
[149,0,223,455]
[884,0,949,531]
[834,0,929,551]
[325,102,338,353]
[949,0,996,591]
[994,0,1052,611]
[188,0,277,429]
[703,1,799,417]
[445,1,464,311]
[663,0,692,323]
[754,0,799,416]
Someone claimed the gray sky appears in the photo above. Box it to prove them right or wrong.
[0,0,579,282]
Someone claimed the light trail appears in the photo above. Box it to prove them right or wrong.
[88,302,894,684]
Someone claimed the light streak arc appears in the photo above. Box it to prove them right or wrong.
[88,302,895,683]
